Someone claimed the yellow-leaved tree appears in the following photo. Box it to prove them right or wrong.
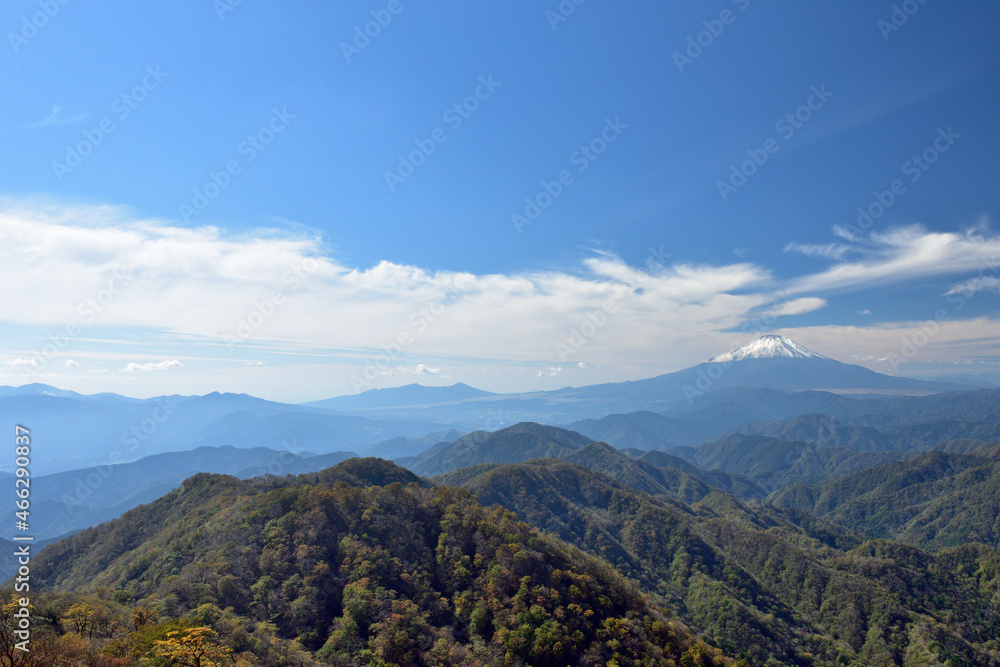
[152,626,232,666]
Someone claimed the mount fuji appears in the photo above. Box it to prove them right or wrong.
[539,334,961,411]
[676,334,952,396]
[708,334,826,362]
[306,335,964,426]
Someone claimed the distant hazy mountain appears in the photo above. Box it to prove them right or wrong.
[0,385,450,474]
[359,429,465,460]
[0,445,357,540]
[303,382,496,410]
[924,374,999,388]
[571,388,1000,452]
[301,336,963,426]
[569,411,704,450]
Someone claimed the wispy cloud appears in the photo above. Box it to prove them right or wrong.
[788,226,1000,294]
[784,241,852,261]
[771,297,826,316]
[946,276,1000,297]
[121,360,184,373]
[30,106,86,128]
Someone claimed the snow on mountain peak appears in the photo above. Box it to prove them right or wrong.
[709,335,827,363]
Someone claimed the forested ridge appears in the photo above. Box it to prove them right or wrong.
[8,459,731,666]
[455,458,1000,666]
[5,442,1000,666]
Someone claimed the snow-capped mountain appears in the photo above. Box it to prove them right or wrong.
[709,335,826,362]
[303,336,966,425]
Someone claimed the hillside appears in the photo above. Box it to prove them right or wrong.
[674,433,909,491]
[26,458,731,666]
[412,423,765,502]
[454,458,1000,666]
[407,422,594,477]
[770,445,1000,550]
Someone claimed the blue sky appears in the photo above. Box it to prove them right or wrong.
[1,0,999,401]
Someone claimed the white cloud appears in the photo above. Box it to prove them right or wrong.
[858,309,872,315]
[121,360,184,373]
[770,297,826,317]
[784,242,852,260]
[1,202,999,395]
[5,359,38,368]
[0,201,777,375]
[832,225,859,242]
[65,359,80,368]
[788,225,1000,294]
[946,276,1000,297]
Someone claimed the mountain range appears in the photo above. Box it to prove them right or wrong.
[26,453,1000,666]
[4,334,1000,665]
[2,336,986,476]
[293,335,968,426]
[0,386,450,474]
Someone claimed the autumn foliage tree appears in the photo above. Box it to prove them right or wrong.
[153,626,232,666]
